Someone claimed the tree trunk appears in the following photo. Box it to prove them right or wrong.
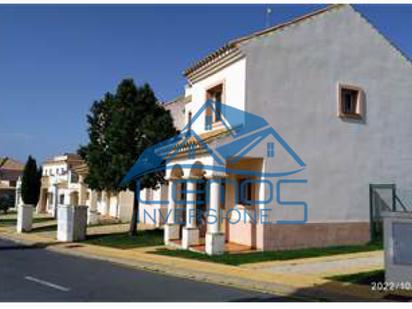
[129,181,140,236]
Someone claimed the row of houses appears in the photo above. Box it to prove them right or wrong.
[23,4,412,255]
[31,96,186,225]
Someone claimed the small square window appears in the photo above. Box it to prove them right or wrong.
[338,84,364,119]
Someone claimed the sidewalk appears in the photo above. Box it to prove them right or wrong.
[243,251,383,277]
[0,222,406,301]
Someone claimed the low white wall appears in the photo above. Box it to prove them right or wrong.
[383,211,412,286]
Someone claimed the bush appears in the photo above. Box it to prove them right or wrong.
[0,193,14,214]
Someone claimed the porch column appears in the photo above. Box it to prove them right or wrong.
[182,178,199,249]
[88,190,99,225]
[164,179,179,244]
[79,175,87,206]
[102,191,109,215]
[206,177,225,255]
[52,184,58,218]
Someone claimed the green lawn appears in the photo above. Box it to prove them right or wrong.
[150,241,383,266]
[83,229,163,249]
[328,270,385,286]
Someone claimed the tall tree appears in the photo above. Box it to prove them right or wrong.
[21,156,42,206]
[80,79,177,235]
[78,93,116,191]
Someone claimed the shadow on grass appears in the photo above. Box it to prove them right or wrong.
[0,216,54,226]
[83,229,163,249]
[327,270,385,286]
[29,224,57,233]
[149,241,383,266]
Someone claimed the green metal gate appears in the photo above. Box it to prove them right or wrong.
[369,184,396,241]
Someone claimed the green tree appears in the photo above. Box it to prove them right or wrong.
[80,79,177,236]
[78,93,116,192]
[20,156,42,205]
[0,157,7,179]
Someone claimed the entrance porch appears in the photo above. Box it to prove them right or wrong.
[163,158,263,255]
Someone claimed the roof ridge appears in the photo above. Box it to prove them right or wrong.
[184,4,346,77]
[231,4,345,45]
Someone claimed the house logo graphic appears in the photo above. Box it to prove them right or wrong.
[121,99,308,225]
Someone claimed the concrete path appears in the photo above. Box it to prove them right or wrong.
[243,251,384,276]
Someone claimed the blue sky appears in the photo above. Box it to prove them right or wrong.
[0,4,411,163]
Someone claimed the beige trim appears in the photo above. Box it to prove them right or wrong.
[205,79,226,127]
[187,50,244,84]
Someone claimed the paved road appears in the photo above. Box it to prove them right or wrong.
[0,238,289,302]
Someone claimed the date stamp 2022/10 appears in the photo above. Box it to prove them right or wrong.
[371,281,412,291]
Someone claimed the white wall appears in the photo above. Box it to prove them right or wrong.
[185,58,246,134]
[241,5,412,223]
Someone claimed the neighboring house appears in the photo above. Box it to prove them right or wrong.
[124,4,412,255]
[37,153,134,223]
[162,95,188,132]
[71,163,134,224]
[0,157,23,208]
[37,153,85,216]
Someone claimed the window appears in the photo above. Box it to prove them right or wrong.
[338,84,364,119]
[188,143,196,159]
[59,194,65,205]
[238,178,253,205]
[70,172,79,183]
[267,142,275,158]
[205,83,224,129]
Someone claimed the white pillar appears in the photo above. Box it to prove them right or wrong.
[87,190,99,225]
[164,179,180,244]
[57,205,88,242]
[206,177,225,255]
[182,178,199,249]
[17,204,33,233]
[52,184,58,218]
[102,191,109,215]
[186,180,197,229]
[15,177,22,209]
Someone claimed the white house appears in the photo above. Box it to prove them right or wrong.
[124,4,412,255]
[37,153,84,216]
[37,154,134,223]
